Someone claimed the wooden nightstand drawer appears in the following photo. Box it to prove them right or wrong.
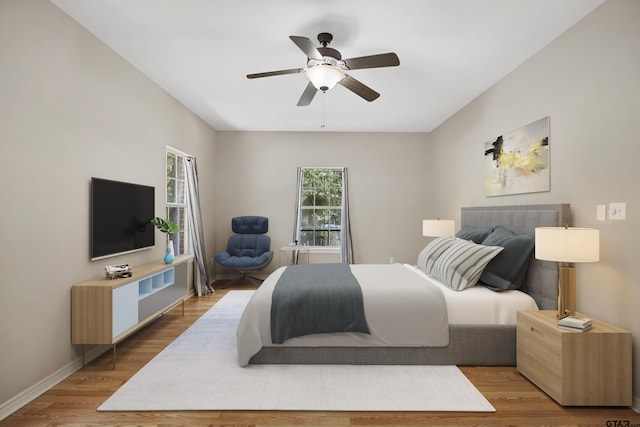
[517,312,563,402]
[517,310,631,406]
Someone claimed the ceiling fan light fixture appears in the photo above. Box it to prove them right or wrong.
[248,34,399,105]
[305,65,345,92]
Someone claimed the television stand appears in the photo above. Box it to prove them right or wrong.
[71,255,193,368]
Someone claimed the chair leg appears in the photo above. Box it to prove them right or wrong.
[247,275,265,284]
[218,272,264,289]
[219,275,244,289]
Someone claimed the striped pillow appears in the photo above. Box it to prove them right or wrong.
[416,236,456,274]
[431,239,503,291]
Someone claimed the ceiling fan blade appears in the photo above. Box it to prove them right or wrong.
[247,68,303,79]
[339,75,380,102]
[343,53,400,70]
[297,82,317,106]
[289,36,324,60]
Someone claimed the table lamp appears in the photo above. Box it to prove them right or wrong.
[534,226,600,319]
[422,219,455,237]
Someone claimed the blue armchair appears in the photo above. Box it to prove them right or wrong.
[214,216,273,288]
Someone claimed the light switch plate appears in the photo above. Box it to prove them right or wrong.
[596,204,606,221]
[608,202,626,220]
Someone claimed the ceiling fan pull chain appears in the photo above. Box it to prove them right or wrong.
[320,92,326,128]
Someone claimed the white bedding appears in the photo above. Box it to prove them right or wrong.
[404,264,539,324]
[236,263,538,366]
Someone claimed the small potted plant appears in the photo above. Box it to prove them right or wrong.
[151,217,179,264]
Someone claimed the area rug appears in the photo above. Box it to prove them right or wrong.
[99,290,495,412]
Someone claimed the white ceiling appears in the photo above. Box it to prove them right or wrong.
[50,0,604,133]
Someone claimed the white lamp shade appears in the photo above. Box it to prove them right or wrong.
[422,219,455,237]
[305,65,345,91]
[535,227,600,263]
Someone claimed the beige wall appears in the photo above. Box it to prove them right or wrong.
[0,0,217,410]
[429,0,640,406]
[3,0,640,417]
[214,131,431,276]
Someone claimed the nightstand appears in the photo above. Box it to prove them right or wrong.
[279,245,309,266]
[516,310,631,406]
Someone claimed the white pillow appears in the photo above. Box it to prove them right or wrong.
[430,239,503,291]
[416,236,456,274]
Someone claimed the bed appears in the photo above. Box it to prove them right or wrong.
[237,204,570,367]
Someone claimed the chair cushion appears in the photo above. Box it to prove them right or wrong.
[225,235,271,257]
[214,251,272,269]
[232,216,269,234]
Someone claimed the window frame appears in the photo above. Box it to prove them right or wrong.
[295,167,345,250]
[165,147,191,256]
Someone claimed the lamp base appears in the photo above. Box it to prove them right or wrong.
[557,265,576,319]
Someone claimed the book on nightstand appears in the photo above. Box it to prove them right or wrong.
[557,315,592,331]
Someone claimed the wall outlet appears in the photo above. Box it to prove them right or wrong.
[389,256,395,264]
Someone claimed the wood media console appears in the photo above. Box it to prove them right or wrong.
[71,255,193,368]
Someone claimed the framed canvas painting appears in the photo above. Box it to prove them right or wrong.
[484,116,550,197]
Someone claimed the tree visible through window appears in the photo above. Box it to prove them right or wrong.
[297,168,344,247]
[166,149,189,256]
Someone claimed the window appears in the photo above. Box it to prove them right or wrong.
[165,148,190,256]
[296,167,344,247]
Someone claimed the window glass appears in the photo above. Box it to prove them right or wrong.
[165,149,190,256]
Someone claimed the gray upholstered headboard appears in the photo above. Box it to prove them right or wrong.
[461,204,570,310]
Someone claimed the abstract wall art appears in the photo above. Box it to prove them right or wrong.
[484,116,550,197]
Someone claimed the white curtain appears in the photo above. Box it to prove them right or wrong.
[340,167,353,263]
[185,157,213,296]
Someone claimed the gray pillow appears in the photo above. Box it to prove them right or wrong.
[479,225,535,291]
[455,225,494,244]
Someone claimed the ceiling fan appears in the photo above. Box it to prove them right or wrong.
[247,33,400,106]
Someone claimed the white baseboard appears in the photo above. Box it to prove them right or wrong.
[0,344,110,422]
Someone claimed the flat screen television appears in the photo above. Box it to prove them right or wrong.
[90,177,155,260]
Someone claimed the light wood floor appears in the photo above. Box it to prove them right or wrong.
[3,281,639,427]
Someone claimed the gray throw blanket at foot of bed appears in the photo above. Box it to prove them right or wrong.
[270,263,370,344]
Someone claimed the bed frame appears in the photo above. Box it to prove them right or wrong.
[249,204,570,366]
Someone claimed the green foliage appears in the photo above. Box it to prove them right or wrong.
[301,169,342,207]
[150,217,180,234]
